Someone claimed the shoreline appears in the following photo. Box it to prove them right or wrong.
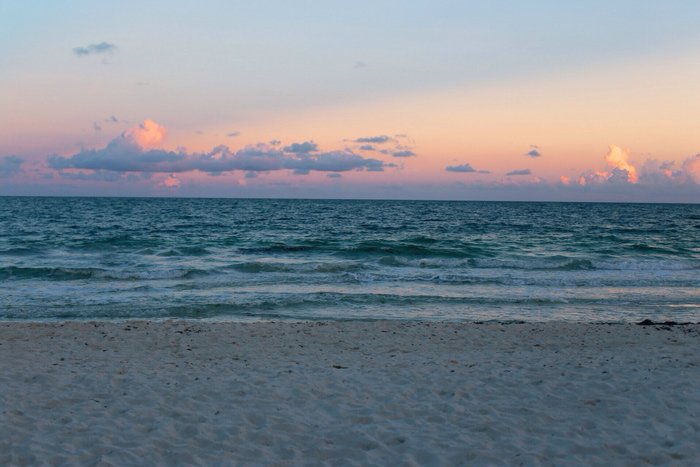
[2,320,699,465]
[2,316,698,324]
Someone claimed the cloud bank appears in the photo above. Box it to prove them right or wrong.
[47,120,389,176]
[564,145,700,192]
[576,145,638,186]
[3,122,695,202]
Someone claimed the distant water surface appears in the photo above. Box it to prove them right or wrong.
[1,197,699,322]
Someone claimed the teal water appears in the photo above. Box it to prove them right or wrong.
[1,197,699,322]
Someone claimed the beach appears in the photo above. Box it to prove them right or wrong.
[1,320,698,465]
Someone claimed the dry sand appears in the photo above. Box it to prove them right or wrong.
[1,320,699,466]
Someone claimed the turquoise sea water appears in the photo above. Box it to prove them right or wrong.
[1,197,699,322]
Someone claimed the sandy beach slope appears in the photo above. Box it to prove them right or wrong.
[1,320,698,465]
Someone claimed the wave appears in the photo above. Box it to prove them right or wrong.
[627,243,686,255]
[3,252,697,287]
[471,257,596,271]
[70,234,161,251]
[238,239,496,259]
[5,287,700,321]
[93,269,209,280]
[339,240,486,258]
[0,266,99,281]
[591,258,699,271]
[0,247,42,256]
[0,292,577,319]
[238,242,332,254]
[377,256,596,271]
[12,290,693,321]
[338,270,700,288]
[225,260,364,274]
[398,256,698,272]
[0,266,209,281]
[175,292,579,318]
[155,246,211,257]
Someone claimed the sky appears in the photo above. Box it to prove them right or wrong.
[1,1,700,201]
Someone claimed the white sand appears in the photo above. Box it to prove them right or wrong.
[1,320,698,466]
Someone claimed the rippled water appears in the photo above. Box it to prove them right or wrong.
[1,197,699,322]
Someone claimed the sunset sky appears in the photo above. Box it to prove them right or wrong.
[2,1,700,201]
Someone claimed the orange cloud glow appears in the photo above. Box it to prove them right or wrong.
[125,119,167,149]
[575,145,640,186]
[683,155,700,184]
[159,174,181,188]
[604,145,637,183]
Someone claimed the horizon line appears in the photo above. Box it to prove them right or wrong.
[1,194,697,206]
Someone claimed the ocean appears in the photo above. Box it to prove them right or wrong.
[1,197,699,322]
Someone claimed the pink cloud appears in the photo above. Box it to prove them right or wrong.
[575,145,638,185]
[683,154,700,184]
[47,121,390,176]
[604,145,637,183]
[159,174,181,188]
[124,119,167,149]
[568,146,700,189]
